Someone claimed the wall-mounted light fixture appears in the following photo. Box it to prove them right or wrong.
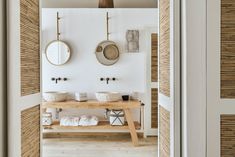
[99,0,114,8]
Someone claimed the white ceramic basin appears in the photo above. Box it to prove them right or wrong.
[43,91,68,102]
[95,92,121,102]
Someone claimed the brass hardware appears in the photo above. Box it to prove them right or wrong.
[45,40,71,66]
[57,12,61,40]
[45,12,72,66]
[106,12,110,40]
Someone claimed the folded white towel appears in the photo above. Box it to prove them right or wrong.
[79,115,99,126]
[60,116,80,126]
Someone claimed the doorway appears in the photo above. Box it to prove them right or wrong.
[7,0,181,157]
[41,8,158,157]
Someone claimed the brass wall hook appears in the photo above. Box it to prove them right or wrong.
[106,12,110,40]
[57,12,61,40]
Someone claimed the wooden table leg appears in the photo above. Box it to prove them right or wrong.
[124,109,139,146]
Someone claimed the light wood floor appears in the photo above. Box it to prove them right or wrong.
[43,136,157,157]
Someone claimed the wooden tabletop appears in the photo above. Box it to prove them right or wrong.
[42,100,141,109]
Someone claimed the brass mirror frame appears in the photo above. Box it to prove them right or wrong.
[95,40,119,66]
[45,40,71,66]
[95,12,120,66]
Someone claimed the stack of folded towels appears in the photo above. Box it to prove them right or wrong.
[60,115,99,126]
[60,116,80,126]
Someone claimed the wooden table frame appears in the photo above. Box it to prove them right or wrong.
[42,100,141,146]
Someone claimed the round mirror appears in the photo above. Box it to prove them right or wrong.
[95,40,119,66]
[45,40,71,66]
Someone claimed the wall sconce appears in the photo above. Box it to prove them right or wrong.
[99,0,114,8]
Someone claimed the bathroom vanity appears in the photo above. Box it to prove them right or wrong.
[42,100,143,146]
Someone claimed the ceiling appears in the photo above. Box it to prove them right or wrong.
[42,0,158,8]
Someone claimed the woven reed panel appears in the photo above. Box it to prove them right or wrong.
[221,0,235,98]
[159,0,170,97]
[152,33,158,82]
[221,115,235,157]
[159,106,170,157]
[151,88,158,128]
[20,0,40,96]
[21,105,40,157]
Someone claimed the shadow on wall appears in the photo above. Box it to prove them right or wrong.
[41,0,158,8]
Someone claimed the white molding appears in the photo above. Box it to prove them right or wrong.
[159,93,172,111]
[43,129,145,133]
[20,93,41,110]
[39,0,42,105]
[172,0,181,156]
[181,0,207,156]
[206,0,225,156]
[7,0,42,156]
[151,82,158,88]
[219,100,235,114]
[158,0,181,156]
[144,26,158,136]
[146,128,158,136]
[207,18,235,152]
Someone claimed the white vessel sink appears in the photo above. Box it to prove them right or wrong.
[95,92,121,102]
[43,91,68,102]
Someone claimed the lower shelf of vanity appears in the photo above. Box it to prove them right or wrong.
[43,121,142,133]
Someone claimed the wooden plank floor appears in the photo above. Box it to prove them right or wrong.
[43,136,157,157]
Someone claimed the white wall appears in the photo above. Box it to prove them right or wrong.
[0,0,6,156]
[42,9,158,121]
[42,0,157,8]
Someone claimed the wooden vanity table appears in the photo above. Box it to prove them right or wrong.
[42,100,143,146]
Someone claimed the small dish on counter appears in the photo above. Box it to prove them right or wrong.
[122,95,130,101]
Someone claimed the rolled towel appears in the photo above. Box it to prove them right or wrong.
[79,115,99,126]
[60,116,80,126]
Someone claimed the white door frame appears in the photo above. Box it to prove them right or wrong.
[144,26,158,136]
[158,0,181,156]
[207,0,235,156]
[172,0,181,156]
[7,0,42,156]
[206,0,220,155]
[181,0,207,157]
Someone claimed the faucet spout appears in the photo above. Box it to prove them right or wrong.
[55,77,61,84]
[106,78,110,84]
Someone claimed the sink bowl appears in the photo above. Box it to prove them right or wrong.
[95,92,121,102]
[43,91,68,102]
